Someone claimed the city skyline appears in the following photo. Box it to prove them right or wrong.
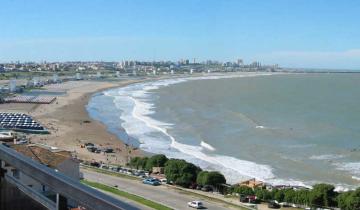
[1,0,360,70]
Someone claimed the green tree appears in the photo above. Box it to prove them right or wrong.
[164,159,201,187]
[338,188,360,210]
[273,189,285,203]
[145,154,168,171]
[337,191,353,210]
[347,188,360,210]
[196,171,209,186]
[254,188,272,201]
[283,189,296,203]
[310,184,337,208]
[129,157,141,169]
[233,186,254,196]
[294,189,310,206]
[197,171,226,187]
[129,157,149,169]
[206,171,226,186]
[138,157,148,169]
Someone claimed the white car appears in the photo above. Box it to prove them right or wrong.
[188,201,204,209]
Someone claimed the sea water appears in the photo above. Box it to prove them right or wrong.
[87,73,360,190]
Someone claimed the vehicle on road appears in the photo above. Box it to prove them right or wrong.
[188,200,204,209]
[142,178,161,186]
[268,201,280,209]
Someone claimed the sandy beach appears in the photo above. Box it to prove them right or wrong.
[0,79,145,165]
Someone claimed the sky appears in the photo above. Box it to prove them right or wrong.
[0,0,360,69]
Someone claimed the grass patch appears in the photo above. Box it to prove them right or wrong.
[81,165,140,181]
[81,179,172,210]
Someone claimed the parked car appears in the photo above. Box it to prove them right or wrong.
[84,143,95,147]
[201,185,213,192]
[103,148,113,153]
[100,165,109,170]
[279,202,291,207]
[187,200,204,209]
[189,183,197,189]
[87,146,96,152]
[268,201,280,209]
[142,178,161,186]
[90,162,100,167]
[240,195,257,203]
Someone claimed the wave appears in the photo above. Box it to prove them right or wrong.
[309,154,345,160]
[334,162,360,178]
[200,141,216,151]
[352,176,360,181]
[255,125,266,129]
[100,73,317,186]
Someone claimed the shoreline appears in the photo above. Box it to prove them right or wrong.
[85,72,360,191]
[87,72,280,184]
[2,72,357,190]
[25,80,146,165]
[11,75,181,165]
[21,72,273,167]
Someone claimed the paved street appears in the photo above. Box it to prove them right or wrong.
[98,189,153,210]
[82,169,235,210]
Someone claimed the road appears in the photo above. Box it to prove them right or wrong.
[98,189,153,210]
[82,169,235,210]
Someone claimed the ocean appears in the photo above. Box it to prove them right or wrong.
[86,73,360,190]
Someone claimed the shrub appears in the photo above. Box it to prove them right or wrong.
[164,159,201,187]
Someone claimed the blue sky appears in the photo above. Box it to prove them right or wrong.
[0,0,360,69]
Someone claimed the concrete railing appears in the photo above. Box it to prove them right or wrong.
[0,144,140,210]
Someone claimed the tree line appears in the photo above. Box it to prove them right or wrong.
[232,183,360,209]
[129,154,360,209]
[129,154,226,188]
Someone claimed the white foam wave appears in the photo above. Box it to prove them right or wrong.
[309,154,345,160]
[256,125,266,129]
[352,176,360,181]
[335,162,360,176]
[103,73,313,185]
[170,139,275,183]
[200,141,216,151]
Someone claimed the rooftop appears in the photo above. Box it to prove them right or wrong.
[10,144,74,169]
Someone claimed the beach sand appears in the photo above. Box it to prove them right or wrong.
[0,80,144,165]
